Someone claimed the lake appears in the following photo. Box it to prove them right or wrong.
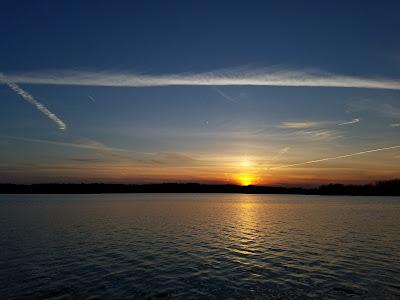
[1,194,399,299]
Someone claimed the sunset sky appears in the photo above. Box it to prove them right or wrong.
[1,1,400,185]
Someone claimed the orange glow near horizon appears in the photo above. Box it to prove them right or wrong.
[9,150,398,186]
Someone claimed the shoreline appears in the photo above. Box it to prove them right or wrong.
[1,181,399,196]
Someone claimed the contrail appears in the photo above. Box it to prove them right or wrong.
[1,68,400,90]
[270,145,400,169]
[1,74,66,130]
[212,86,238,103]
[268,146,291,163]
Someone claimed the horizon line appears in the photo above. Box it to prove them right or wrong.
[1,179,398,187]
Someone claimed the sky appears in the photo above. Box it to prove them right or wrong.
[1,0,400,186]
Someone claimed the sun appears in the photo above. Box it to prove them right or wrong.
[239,175,253,186]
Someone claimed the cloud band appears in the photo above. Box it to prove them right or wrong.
[1,69,400,90]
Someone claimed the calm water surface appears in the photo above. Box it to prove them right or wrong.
[1,194,399,299]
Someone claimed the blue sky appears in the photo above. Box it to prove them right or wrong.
[1,1,400,185]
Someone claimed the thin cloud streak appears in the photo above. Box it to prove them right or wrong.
[2,68,400,90]
[1,74,66,130]
[338,118,360,126]
[0,135,118,152]
[270,145,400,169]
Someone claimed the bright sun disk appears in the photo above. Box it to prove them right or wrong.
[239,175,253,186]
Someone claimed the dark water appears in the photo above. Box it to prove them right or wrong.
[1,194,399,299]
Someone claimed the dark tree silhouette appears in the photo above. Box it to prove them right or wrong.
[0,180,399,195]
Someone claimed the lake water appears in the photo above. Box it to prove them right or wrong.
[1,194,399,299]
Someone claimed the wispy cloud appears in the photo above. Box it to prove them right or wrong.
[1,74,66,130]
[278,146,290,155]
[144,152,199,166]
[390,123,400,127]
[277,121,320,129]
[276,118,359,142]
[301,130,343,141]
[275,119,343,141]
[270,145,400,169]
[338,118,360,126]
[1,68,400,90]
[279,118,360,129]
[1,134,206,167]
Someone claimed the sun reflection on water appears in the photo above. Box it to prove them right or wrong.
[226,196,262,260]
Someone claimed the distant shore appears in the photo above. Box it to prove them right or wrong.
[0,180,399,196]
